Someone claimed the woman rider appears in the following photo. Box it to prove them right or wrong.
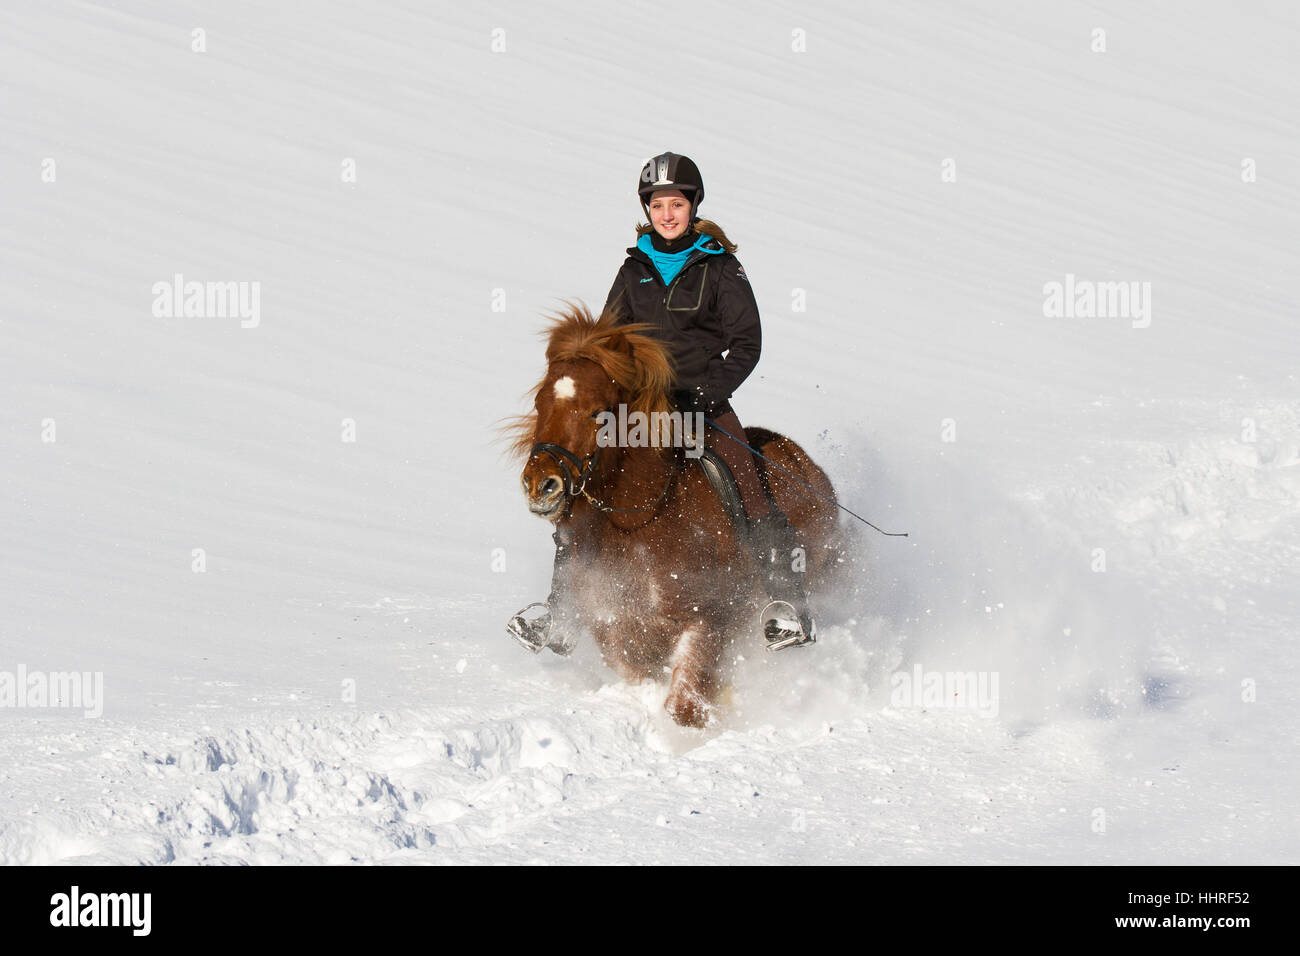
[508,151,813,653]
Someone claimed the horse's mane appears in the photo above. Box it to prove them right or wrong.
[501,301,677,461]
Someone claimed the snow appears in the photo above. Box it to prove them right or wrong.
[1,0,1296,864]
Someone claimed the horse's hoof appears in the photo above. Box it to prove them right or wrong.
[665,689,711,728]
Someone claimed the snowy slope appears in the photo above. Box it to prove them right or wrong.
[0,0,1296,864]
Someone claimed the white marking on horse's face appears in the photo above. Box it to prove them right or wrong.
[553,376,576,400]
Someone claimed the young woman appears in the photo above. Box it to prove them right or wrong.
[509,152,813,653]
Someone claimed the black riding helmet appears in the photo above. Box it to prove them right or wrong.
[638,152,704,219]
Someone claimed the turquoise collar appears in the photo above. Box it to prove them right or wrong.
[636,231,722,285]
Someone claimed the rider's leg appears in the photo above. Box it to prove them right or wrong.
[706,407,774,523]
[507,523,578,654]
[705,405,815,645]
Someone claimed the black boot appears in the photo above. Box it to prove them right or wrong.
[746,508,816,650]
[507,526,578,655]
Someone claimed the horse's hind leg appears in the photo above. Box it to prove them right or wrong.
[663,630,720,728]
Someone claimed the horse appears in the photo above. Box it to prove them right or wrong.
[504,303,840,727]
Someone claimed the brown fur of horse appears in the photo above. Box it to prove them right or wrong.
[504,303,840,728]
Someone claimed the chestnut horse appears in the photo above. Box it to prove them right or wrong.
[506,304,839,727]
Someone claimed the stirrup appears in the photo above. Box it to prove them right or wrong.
[506,603,574,656]
[760,600,816,652]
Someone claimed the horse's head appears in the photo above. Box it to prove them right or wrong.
[506,303,675,522]
[523,357,621,520]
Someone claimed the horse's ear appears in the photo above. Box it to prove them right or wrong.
[610,327,637,361]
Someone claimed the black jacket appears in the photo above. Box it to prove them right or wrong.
[602,222,761,411]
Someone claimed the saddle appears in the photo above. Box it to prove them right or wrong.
[693,446,745,533]
[695,440,779,539]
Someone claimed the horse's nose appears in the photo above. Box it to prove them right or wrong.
[522,472,564,503]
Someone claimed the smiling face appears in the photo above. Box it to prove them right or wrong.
[647,189,693,241]
[520,359,620,521]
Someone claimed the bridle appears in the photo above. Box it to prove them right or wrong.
[530,441,597,500]
[528,439,678,518]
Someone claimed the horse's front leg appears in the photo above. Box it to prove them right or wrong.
[663,630,722,728]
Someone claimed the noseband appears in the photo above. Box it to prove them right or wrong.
[529,441,596,498]
[528,440,678,518]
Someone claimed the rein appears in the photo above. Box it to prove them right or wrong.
[703,417,909,538]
